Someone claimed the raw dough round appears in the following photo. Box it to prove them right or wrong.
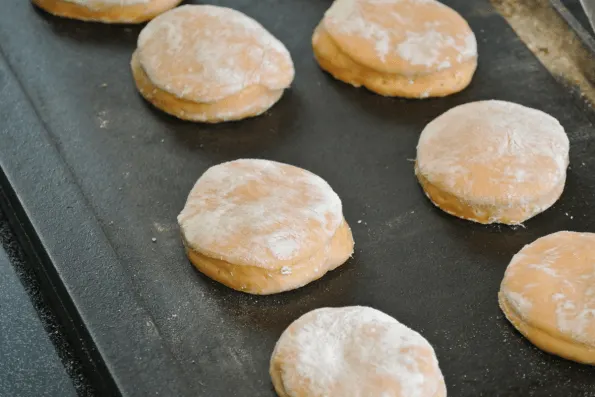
[415,100,569,225]
[270,306,446,397]
[312,0,477,98]
[178,159,354,295]
[131,5,295,123]
[499,231,595,364]
[32,0,181,23]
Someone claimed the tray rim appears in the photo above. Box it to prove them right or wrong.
[0,49,199,397]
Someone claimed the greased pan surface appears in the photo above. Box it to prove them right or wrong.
[1,0,595,395]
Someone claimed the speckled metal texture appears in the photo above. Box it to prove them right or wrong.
[1,0,595,396]
[0,243,78,397]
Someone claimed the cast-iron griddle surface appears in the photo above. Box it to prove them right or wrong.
[1,0,595,396]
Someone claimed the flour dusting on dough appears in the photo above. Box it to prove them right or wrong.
[178,159,342,268]
[501,232,595,348]
[324,0,477,68]
[138,5,294,103]
[506,291,532,314]
[417,100,569,214]
[64,0,150,5]
[272,307,445,397]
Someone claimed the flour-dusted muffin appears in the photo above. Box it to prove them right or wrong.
[32,0,181,23]
[499,231,595,364]
[312,0,477,98]
[270,306,447,397]
[131,5,295,123]
[178,159,354,295]
[415,100,569,224]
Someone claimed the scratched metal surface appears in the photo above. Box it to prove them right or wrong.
[1,0,595,395]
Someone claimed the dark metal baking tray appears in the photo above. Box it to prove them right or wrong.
[0,241,78,397]
[1,0,595,395]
